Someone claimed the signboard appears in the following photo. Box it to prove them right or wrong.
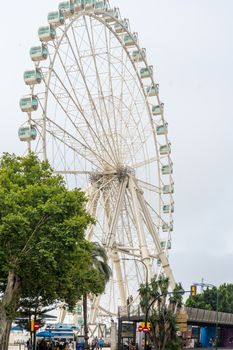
[143,327,149,333]
[34,322,40,331]
[176,311,188,333]
[176,323,188,332]
[121,323,134,338]
[176,313,188,322]
[138,323,151,333]
[118,306,128,317]
[138,325,143,332]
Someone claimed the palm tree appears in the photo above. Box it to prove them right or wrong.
[139,275,184,350]
[83,243,112,350]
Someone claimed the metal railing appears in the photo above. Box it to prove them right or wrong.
[8,343,26,350]
[186,307,233,326]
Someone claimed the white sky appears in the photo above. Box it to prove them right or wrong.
[0,0,233,291]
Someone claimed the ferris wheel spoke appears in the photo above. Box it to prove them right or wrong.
[137,179,160,193]
[84,16,120,162]
[45,116,107,168]
[132,156,158,169]
[43,78,113,168]
[54,170,92,175]
[104,22,121,161]
[67,26,119,166]
[49,67,115,166]
[42,76,103,164]
[94,49,150,165]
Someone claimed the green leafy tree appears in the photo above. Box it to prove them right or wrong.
[0,153,106,350]
[186,283,233,313]
[139,275,184,350]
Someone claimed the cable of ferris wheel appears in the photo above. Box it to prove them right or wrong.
[45,115,110,168]
[52,50,109,162]
[49,66,117,168]
[39,83,108,169]
[67,25,119,166]
[88,14,151,166]
[83,15,121,163]
[48,22,116,165]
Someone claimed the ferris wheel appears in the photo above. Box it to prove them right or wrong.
[19,0,175,322]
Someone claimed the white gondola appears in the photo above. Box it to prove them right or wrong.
[114,20,128,33]
[74,0,83,12]
[104,8,118,23]
[162,223,173,232]
[19,96,38,113]
[30,45,48,62]
[18,126,37,142]
[161,240,171,250]
[156,123,168,136]
[163,184,174,195]
[140,66,153,79]
[83,0,95,10]
[163,204,174,214]
[38,25,56,42]
[48,10,65,26]
[146,84,159,97]
[24,69,42,85]
[95,0,107,10]
[124,33,137,47]
[59,1,75,17]
[152,104,164,116]
[162,164,173,175]
[159,143,171,156]
[132,49,146,62]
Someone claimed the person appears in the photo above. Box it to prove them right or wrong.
[26,339,32,350]
[128,342,136,350]
[68,341,73,350]
[99,338,104,350]
[92,339,96,350]
[39,339,48,350]
[94,337,99,350]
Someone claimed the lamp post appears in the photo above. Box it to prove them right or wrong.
[194,281,219,350]
[121,258,149,350]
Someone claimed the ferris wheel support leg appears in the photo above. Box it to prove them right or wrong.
[112,249,127,308]
[86,188,100,241]
[133,178,176,289]
[58,303,67,324]
[128,177,151,281]
[89,295,101,324]
[106,178,128,247]
[104,178,128,308]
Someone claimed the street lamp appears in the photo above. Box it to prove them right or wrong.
[121,258,149,350]
[194,281,219,350]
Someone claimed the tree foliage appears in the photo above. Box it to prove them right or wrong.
[0,153,108,349]
[139,275,184,350]
[186,283,233,313]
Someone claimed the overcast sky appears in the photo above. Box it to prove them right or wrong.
[0,0,232,291]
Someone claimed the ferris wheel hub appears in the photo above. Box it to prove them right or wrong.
[89,165,135,186]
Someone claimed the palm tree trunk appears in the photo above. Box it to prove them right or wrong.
[83,293,89,350]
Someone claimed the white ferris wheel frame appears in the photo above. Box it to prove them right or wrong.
[20,0,176,323]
